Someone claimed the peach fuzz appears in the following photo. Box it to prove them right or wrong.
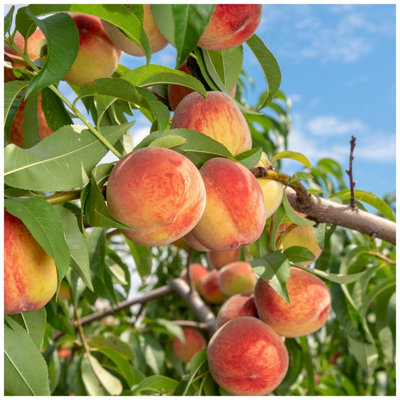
[64,14,122,86]
[199,270,227,304]
[170,91,252,156]
[207,316,289,396]
[4,210,58,314]
[188,157,266,251]
[181,263,209,292]
[198,4,262,51]
[216,293,257,328]
[254,267,331,338]
[279,225,322,266]
[102,4,168,57]
[172,328,206,363]
[106,147,206,247]
[207,247,240,270]
[8,94,53,148]
[218,261,257,296]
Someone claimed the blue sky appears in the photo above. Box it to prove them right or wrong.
[5,4,397,199]
[116,4,396,198]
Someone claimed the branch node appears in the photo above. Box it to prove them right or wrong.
[346,136,357,210]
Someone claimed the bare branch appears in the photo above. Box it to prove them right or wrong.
[345,136,357,209]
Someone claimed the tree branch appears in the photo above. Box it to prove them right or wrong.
[345,136,357,209]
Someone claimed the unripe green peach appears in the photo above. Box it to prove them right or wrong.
[254,267,331,337]
[199,270,227,304]
[102,4,168,57]
[172,328,206,363]
[198,5,263,51]
[106,147,206,247]
[218,262,257,295]
[64,14,122,86]
[187,157,266,251]
[207,316,289,395]
[171,91,252,156]
[216,293,257,328]
[207,248,240,270]
[4,210,57,314]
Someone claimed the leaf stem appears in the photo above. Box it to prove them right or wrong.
[45,190,81,205]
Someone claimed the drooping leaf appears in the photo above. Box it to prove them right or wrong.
[348,336,378,377]
[4,5,15,33]
[148,135,187,149]
[284,246,315,263]
[4,197,70,286]
[235,147,262,168]
[126,238,153,279]
[41,87,73,131]
[151,4,215,66]
[4,316,50,396]
[282,189,315,226]
[4,80,29,124]
[133,375,178,396]
[270,150,311,168]
[4,122,132,191]
[21,90,41,147]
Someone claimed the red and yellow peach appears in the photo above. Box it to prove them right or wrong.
[216,293,257,328]
[218,261,256,295]
[172,327,206,363]
[199,270,227,304]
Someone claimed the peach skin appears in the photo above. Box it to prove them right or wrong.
[218,261,257,295]
[172,328,206,363]
[216,293,257,328]
[199,270,227,304]
[206,247,240,270]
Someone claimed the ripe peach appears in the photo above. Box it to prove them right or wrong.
[102,4,168,57]
[208,316,289,395]
[216,293,257,328]
[198,5,263,51]
[184,231,210,252]
[207,248,240,270]
[199,270,227,304]
[64,14,122,86]
[8,94,53,148]
[187,157,266,251]
[170,91,252,156]
[4,210,57,314]
[279,225,322,265]
[106,147,206,247]
[254,267,331,337]
[181,263,209,292]
[218,261,257,295]
[168,59,236,111]
[172,328,206,363]
[14,29,46,62]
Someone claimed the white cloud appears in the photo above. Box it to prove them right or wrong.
[307,115,366,136]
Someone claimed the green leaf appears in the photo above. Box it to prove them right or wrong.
[151,318,185,343]
[81,353,123,396]
[289,171,313,183]
[235,147,262,168]
[133,375,178,396]
[4,80,29,124]
[41,87,73,131]
[83,163,132,230]
[24,11,79,98]
[78,78,170,131]
[250,251,291,302]
[299,336,315,395]
[126,238,153,279]
[148,135,187,149]
[284,246,315,263]
[140,333,165,375]
[90,335,135,360]
[54,205,93,291]
[4,316,50,396]
[331,189,396,222]
[270,150,312,168]
[282,189,315,226]
[27,4,151,62]
[8,308,46,351]
[348,336,378,377]
[4,5,15,33]
[4,122,132,191]
[122,64,206,96]
[246,34,281,108]
[134,128,234,167]
[4,197,70,286]
[270,204,287,251]
[151,4,215,66]
[22,90,41,147]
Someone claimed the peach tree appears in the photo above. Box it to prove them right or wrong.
[3,4,396,396]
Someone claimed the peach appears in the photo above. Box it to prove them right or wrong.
[102,5,168,57]
[279,225,322,265]
[199,270,227,304]
[207,316,289,395]
[181,263,209,292]
[207,247,240,270]
[14,29,46,62]
[254,267,331,337]
[64,14,122,86]
[4,210,58,314]
[8,93,53,148]
[170,91,252,156]
[218,261,257,295]
[198,5,263,51]
[106,147,206,247]
[184,231,210,252]
[216,293,257,328]
[172,328,206,363]
[187,157,266,251]
[168,58,236,111]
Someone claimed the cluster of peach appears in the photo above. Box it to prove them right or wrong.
[172,243,331,396]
